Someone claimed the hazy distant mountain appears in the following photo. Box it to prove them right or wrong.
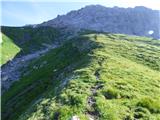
[40,5,160,39]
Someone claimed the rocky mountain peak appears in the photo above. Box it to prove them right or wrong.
[40,5,160,39]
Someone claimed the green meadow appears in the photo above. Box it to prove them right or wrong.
[1,30,160,120]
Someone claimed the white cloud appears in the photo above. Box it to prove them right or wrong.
[148,30,154,35]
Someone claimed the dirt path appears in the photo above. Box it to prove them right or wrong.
[86,58,105,120]
[86,70,103,120]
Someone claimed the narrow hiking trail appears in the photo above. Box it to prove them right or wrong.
[1,44,58,92]
[86,58,105,120]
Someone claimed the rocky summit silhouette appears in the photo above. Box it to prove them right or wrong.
[40,5,160,39]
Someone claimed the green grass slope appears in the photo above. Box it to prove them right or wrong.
[0,33,20,65]
[1,26,59,65]
[2,33,160,120]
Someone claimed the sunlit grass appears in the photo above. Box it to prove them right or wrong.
[0,33,20,65]
[2,32,160,120]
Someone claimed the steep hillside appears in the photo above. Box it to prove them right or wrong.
[1,26,59,65]
[40,5,160,39]
[1,33,21,65]
[2,33,160,120]
[1,26,61,91]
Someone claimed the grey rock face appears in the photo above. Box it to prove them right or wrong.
[40,5,160,39]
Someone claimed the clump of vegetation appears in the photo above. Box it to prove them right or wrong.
[137,97,160,113]
[134,107,151,119]
[102,87,120,99]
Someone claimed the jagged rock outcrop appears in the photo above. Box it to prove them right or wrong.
[40,5,160,39]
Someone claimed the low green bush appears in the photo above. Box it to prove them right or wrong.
[102,88,120,99]
[137,97,160,113]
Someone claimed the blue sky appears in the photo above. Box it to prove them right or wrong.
[1,0,160,26]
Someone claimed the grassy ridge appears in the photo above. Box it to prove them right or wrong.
[2,33,160,120]
[2,36,97,120]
